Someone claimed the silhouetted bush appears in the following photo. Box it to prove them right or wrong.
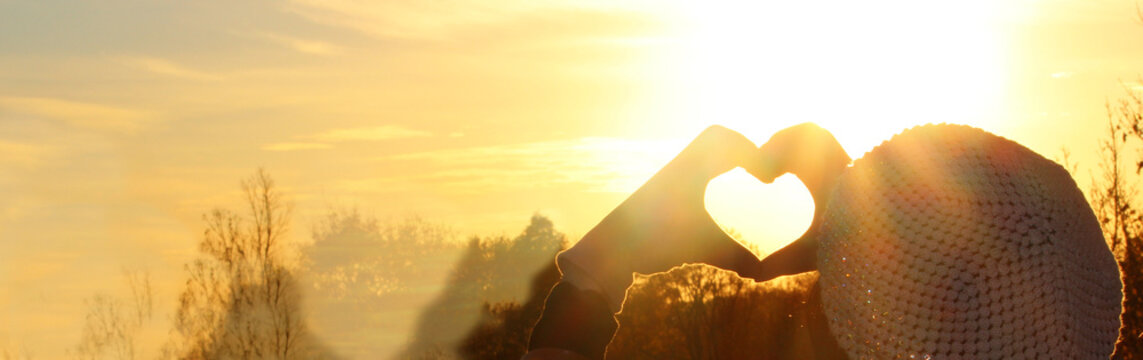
[607,266,832,359]
[459,262,562,359]
[1092,89,1143,359]
[400,214,566,359]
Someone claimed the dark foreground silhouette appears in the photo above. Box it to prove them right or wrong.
[527,123,1123,359]
[528,124,851,359]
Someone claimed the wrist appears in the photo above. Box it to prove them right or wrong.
[528,281,619,360]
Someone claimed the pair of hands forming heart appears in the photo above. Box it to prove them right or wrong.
[528,123,851,360]
[557,123,851,311]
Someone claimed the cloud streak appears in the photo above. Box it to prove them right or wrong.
[0,140,54,169]
[262,142,334,151]
[283,0,532,40]
[116,56,223,81]
[372,137,683,194]
[312,125,433,142]
[0,96,154,134]
[283,0,666,40]
[254,32,344,56]
[262,125,434,151]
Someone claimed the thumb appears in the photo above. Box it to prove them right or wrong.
[676,213,765,281]
[700,240,767,283]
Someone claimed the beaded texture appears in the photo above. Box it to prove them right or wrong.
[817,124,1122,359]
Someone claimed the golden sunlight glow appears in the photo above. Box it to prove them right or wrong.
[1,0,1138,357]
[649,1,1020,252]
[670,1,1010,150]
[706,170,814,255]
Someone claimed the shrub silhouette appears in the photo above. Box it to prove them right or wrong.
[607,267,843,360]
[1092,89,1143,359]
[400,214,565,359]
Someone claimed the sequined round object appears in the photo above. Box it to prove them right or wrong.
[816,124,1122,359]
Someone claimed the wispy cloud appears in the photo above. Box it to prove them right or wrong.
[283,0,525,40]
[282,0,662,40]
[261,125,433,151]
[378,137,682,194]
[261,142,334,151]
[116,56,223,81]
[254,32,344,56]
[313,125,432,142]
[0,96,153,134]
[0,140,55,168]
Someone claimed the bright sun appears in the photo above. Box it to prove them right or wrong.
[663,0,1011,153]
[654,1,1014,253]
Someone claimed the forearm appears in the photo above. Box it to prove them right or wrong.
[526,125,767,359]
[527,279,617,360]
[551,155,708,310]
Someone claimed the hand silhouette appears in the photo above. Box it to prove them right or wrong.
[528,124,851,359]
[554,125,771,311]
[752,123,851,282]
[528,125,774,359]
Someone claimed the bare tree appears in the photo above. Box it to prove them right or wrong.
[164,169,323,360]
[1091,88,1143,359]
[3,341,36,360]
[70,269,153,360]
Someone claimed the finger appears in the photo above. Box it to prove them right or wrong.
[750,122,851,185]
[675,125,761,181]
[637,211,764,281]
[695,231,768,282]
[750,124,802,184]
[744,149,779,184]
[751,232,819,282]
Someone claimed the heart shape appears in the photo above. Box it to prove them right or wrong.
[528,123,853,358]
[704,169,814,256]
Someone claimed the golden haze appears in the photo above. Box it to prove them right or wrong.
[0,0,1140,358]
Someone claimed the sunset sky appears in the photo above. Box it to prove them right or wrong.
[2,0,1142,357]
